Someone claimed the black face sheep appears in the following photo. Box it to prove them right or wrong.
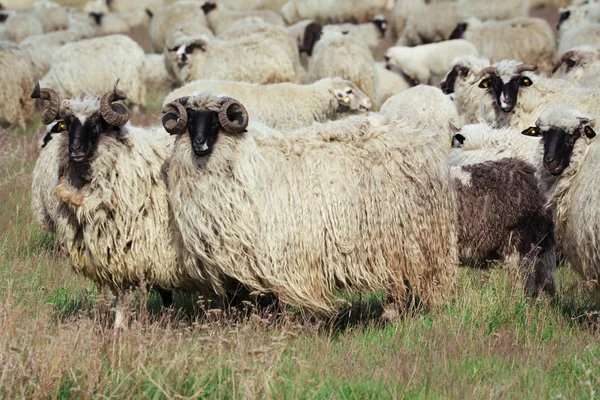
[521,106,600,292]
[452,157,556,297]
[161,92,459,319]
[31,82,183,328]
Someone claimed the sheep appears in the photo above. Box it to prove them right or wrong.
[0,42,35,128]
[221,0,287,12]
[385,40,479,86]
[322,15,388,53]
[87,8,153,35]
[32,82,184,327]
[20,29,90,78]
[285,19,321,57]
[558,22,600,58]
[199,1,285,36]
[459,0,529,22]
[149,1,208,53]
[553,45,600,87]
[0,11,43,43]
[380,85,459,152]
[309,29,378,105]
[375,63,411,104]
[475,60,600,129]
[280,0,392,25]
[171,28,303,85]
[162,22,215,82]
[0,0,37,8]
[448,123,542,166]
[521,106,600,292]
[31,120,65,234]
[398,2,467,46]
[32,2,69,33]
[163,77,372,131]
[452,157,556,297]
[449,17,555,75]
[40,34,146,108]
[161,92,458,317]
[440,55,492,125]
[557,2,600,33]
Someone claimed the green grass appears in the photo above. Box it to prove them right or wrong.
[3,87,600,399]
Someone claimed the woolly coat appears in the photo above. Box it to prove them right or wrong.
[203,3,285,36]
[0,42,35,129]
[40,35,146,107]
[31,130,63,233]
[309,31,378,104]
[280,0,390,25]
[163,78,369,131]
[167,99,458,313]
[375,63,411,105]
[380,85,459,152]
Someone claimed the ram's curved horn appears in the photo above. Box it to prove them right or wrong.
[218,97,249,134]
[100,79,130,126]
[30,81,61,125]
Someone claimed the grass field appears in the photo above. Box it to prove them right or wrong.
[2,97,600,399]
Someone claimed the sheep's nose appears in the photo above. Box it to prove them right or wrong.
[365,99,372,109]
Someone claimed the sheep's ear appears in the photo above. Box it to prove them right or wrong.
[449,22,468,40]
[521,126,540,137]
[302,22,321,56]
[201,1,216,14]
[585,126,597,139]
[145,8,153,18]
[89,12,104,25]
[452,134,465,148]
[0,13,8,23]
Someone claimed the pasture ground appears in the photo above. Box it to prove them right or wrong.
[3,2,600,399]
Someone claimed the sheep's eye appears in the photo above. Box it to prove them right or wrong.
[346,89,353,94]
[478,79,490,89]
[566,58,576,68]
[585,126,597,139]
[341,30,349,35]
[57,121,67,131]
[521,126,540,137]
[520,77,532,86]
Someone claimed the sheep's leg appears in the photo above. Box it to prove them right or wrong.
[114,290,126,333]
[523,244,557,298]
[156,288,173,308]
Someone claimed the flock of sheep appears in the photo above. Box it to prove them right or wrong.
[2,0,600,329]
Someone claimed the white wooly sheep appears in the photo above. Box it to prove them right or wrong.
[309,29,378,105]
[87,8,153,36]
[83,0,109,14]
[0,42,35,128]
[448,123,542,167]
[41,35,146,107]
[143,54,174,89]
[322,15,388,52]
[398,2,466,46]
[440,55,492,126]
[32,1,69,33]
[162,22,214,82]
[174,27,303,85]
[558,22,600,58]
[32,83,184,328]
[375,63,411,104]
[149,1,208,53]
[553,45,600,88]
[161,92,458,315]
[106,0,164,13]
[380,85,459,152]
[20,29,90,78]
[199,1,285,36]
[163,77,372,131]
[285,19,321,57]
[0,11,43,43]
[476,60,600,129]
[449,17,556,75]
[385,40,478,86]
[523,106,600,292]
[557,2,600,33]
[31,120,64,233]
[280,0,392,25]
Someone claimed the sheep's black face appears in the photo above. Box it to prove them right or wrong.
[440,65,469,94]
[187,110,220,157]
[521,124,596,175]
[65,113,116,163]
[481,75,532,113]
[557,10,570,30]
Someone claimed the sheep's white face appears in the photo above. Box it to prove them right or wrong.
[329,80,372,112]
[522,107,597,175]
